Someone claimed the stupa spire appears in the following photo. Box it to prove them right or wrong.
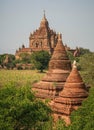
[32,35,71,100]
[43,10,46,18]
[49,34,71,70]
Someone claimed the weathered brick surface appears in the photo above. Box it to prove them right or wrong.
[51,63,88,124]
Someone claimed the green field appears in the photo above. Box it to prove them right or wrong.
[0,70,45,88]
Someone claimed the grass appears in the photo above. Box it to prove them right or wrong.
[0,70,45,88]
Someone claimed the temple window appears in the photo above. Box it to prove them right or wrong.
[36,43,38,48]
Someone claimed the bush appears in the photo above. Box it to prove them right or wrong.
[0,85,52,130]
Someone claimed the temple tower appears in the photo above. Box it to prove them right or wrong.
[29,11,58,54]
[32,33,71,100]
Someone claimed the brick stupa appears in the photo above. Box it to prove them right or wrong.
[51,61,88,124]
[32,33,71,100]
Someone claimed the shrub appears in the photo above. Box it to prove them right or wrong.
[0,85,52,130]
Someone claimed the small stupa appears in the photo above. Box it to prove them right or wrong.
[32,33,71,100]
[51,61,88,124]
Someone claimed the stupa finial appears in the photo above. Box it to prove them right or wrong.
[58,32,62,40]
[73,60,77,68]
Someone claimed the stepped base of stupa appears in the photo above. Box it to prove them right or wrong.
[33,69,70,99]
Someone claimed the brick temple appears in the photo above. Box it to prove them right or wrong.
[15,12,58,59]
[32,33,71,100]
[15,12,80,59]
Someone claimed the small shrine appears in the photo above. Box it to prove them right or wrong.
[51,61,88,124]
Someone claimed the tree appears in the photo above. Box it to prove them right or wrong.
[79,47,91,55]
[67,51,79,63]
[0,54,16,69]
[67,51,81,70]
[79,52,94,86]
[0,84,52,130]
[31,51,51,72]
[0,54,7,65]
[19,53,32,63]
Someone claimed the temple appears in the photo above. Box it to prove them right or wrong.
[15,12,58,59]
[15,12,80,59]
[51,61,88,124]
[32,33,71,100]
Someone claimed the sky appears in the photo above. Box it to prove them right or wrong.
[0,0,94,54]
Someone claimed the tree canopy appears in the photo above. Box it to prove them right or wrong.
[31,51,51,72]
[19,53,32,63]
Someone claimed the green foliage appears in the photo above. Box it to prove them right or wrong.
[0,85,52,130]
[0,55,4,64]
[68,87,94,130]
[55,119,68,130]
[79,47,91,55]
[79,52,94,71]
[79,52,94,86]
[0,54,15,69]
[31,50,51,72]
[19,53,32,63]
[67,51,79,63]
[67,51,80,70]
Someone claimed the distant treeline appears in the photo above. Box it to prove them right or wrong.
[0,48,92,70]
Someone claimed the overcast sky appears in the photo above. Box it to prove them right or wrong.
[0,0,94,54]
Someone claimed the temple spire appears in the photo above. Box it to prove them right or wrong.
[43,10,46,18]
[40,10,49,28]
